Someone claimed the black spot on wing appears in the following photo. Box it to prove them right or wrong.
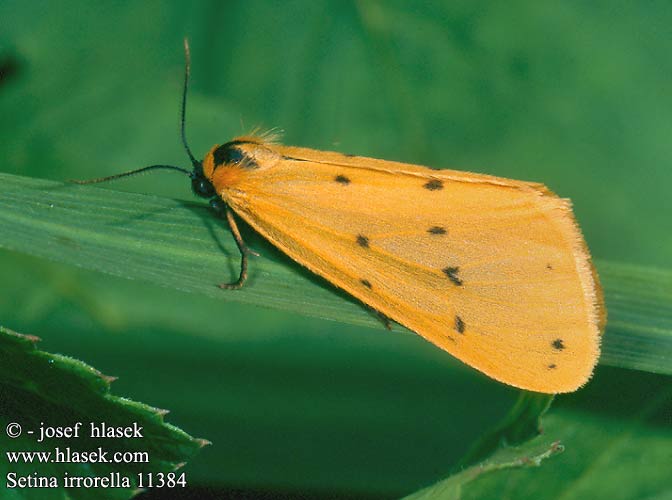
[357,235,370,248]
[428,226,447,235]
[335,174,351,184]
[548,363,557,369]
[361,279,372,289]
[374,309,392,329]
[443,267,463,286]
[546,263,553,270]
[455,315,465,334]
[552,339,565,351]
[424,179,443,191]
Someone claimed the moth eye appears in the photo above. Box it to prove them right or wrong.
[191,177,215,198]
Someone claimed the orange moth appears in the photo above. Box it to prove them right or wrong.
[77,41,605,393]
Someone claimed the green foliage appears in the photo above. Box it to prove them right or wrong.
[405,441,563,500]
[411,369,672,499]
[0,327,205,500]
[1,1,670,498]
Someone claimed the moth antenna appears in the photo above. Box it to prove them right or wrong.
[181,38,199,169]
[73,39,199,186]
[71,164,192,185]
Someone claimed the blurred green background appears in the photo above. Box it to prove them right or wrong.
[1,1,670,499]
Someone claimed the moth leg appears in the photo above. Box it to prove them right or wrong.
[219,208,259,290]
[222,208,259,258]
[209,199,257,290]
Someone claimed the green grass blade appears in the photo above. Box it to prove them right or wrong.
[0,172,670,374]
[598,261,672,374]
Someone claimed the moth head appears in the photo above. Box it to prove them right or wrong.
[200,137,271,191]
[190,161,216,198]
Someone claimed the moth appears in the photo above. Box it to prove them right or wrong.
[76,41,605,393]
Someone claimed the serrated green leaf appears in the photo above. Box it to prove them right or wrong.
[0,172,670,376]
[0,326,206,500]
[404,391,557,499]
[461,369,672,500]
[405,437,563,500]
[458,392,554,468]
[406,368,672,500]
